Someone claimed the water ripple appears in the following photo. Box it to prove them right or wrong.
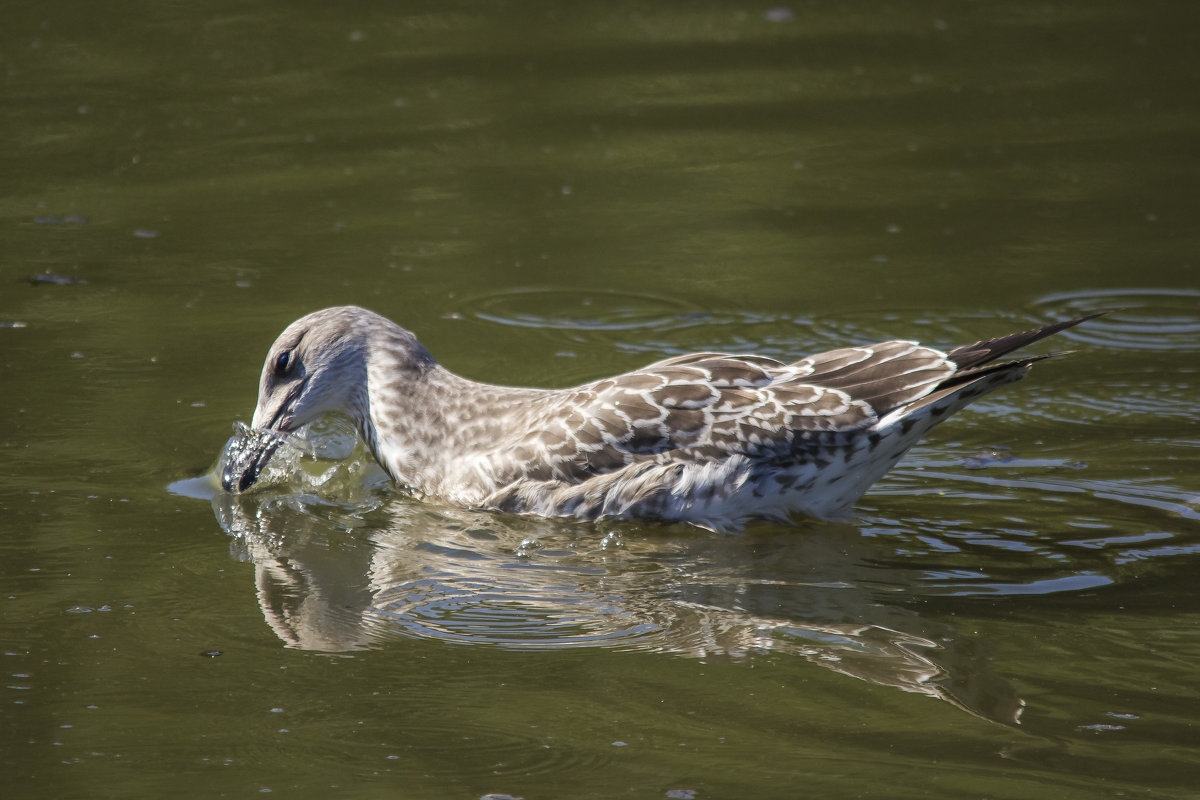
[1048,387,1200,424]
[883,468,1200,522]
[926,572,1114,597]
[464,287,708,332]
[372,571,661,650]
[1031,288,1200,351]
[865,459,1200,599]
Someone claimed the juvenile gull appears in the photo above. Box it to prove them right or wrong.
[223,306,1100,530]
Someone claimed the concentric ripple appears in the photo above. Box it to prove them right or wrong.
[1031,288,1200,351]
[371,572,662,650]
[464,287,708,332]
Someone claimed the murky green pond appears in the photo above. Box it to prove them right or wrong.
[3,1,1199,797]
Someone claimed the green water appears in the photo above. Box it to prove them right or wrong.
[3,1,1199,798]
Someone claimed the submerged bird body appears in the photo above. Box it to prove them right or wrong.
[226,306,1096,530]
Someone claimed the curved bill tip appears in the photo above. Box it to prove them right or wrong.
[219,430,283,494]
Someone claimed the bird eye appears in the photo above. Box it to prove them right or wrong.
[273,350,294,378]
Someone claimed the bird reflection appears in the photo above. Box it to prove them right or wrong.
[210,487,1023,725]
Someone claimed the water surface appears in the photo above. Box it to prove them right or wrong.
[3,1,1199,798]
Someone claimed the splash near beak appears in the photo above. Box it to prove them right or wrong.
[219,424,285,493]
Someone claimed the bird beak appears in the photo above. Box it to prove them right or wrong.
[219,425,284,493]
[221,381,305,493]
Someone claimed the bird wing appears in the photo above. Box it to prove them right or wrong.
[466,314,1100,507]
[512,344,955,481]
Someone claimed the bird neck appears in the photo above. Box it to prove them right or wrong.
[359,357,552,498]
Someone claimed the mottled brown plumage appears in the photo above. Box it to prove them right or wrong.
[222,306,1100,530]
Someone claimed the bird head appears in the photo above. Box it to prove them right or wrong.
[222,307,372,492]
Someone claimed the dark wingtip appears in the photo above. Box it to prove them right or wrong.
[947,311,1110,371]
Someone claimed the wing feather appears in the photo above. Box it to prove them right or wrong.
[487,327,1051,482]
[455,314,1103,510]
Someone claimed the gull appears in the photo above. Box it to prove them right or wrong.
[222,306,1099,530]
